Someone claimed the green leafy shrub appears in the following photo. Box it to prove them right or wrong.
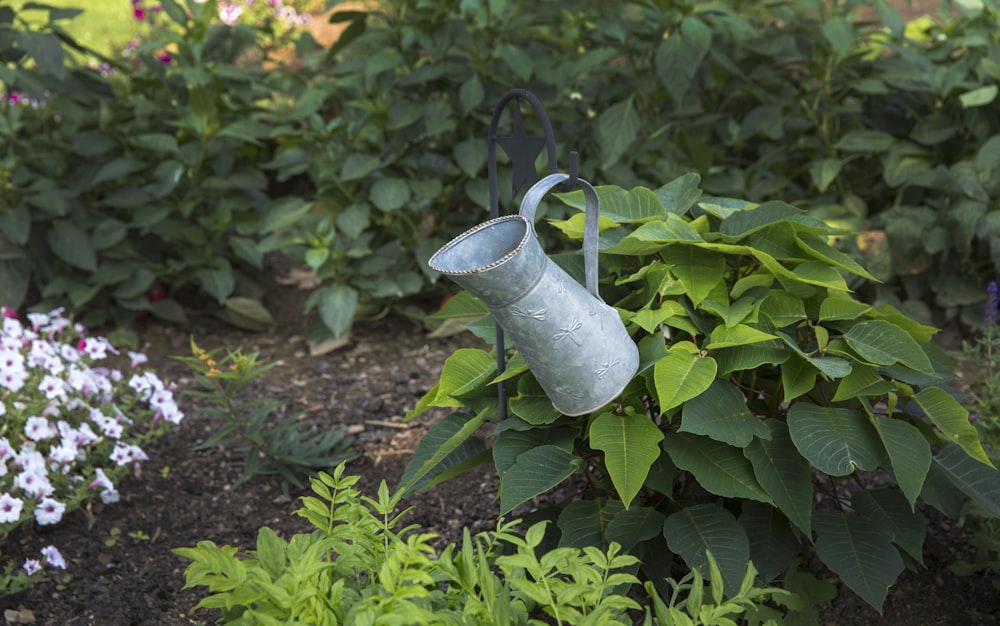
[8,0,1000,341]
[404,173,1000,612]
[0,1,309,330]
[175,463,792,624]
[175,339,358,490]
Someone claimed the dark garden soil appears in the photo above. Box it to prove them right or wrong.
[0,260,996,626]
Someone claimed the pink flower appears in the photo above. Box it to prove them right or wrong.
[157,52,172,64]
[219,3,243,25]
[0,307,16,319]
[133,7,146,21]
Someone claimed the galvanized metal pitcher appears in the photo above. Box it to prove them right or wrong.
[429,173,639,416]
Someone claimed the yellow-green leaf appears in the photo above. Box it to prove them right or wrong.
[913,388,993,467]
[591,413,664,508]
[653,350,717,412]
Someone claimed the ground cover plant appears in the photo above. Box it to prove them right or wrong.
[405,174,1000,613]
[174,462,793,625]
[0,307,183,596]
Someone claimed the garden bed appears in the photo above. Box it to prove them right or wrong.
[0,264,996,625]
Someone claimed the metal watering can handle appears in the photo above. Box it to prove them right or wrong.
[519,172,601,299]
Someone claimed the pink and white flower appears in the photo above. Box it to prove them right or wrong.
[34,497,65,525]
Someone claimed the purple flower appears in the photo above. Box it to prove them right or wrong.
[133,7,146,21]
[157,51,172,64]
[986,280,998,327]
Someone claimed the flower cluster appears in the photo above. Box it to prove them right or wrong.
[130,0,163,24]
[1,90,47,108]
[206,0,312,28]
[0,307,182,588]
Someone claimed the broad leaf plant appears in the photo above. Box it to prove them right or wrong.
[404,173,1000,613]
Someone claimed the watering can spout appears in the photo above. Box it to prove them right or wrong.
[429,173,639,416]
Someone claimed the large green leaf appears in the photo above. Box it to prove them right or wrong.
[780,354,820,402]
[509,376,561,425]
[428,348,497,408]
[596,96,640,169]
[680,379,769,447]
[852,489,926,565]
[654,172,703,215]
[713,341,789,375]
[607,506,667,552]
[370,177,410,212]
[832,364,892,402]
[872,418,931,510]
[493,427,576,477]
[655,16,711,103]
[47,221,97,272]
[661,245,725,306]
[739,502,801,583]
[787,404,884,476]
[819,296,872,322]
[664,504,749,597]
[590,413,664,508]
[195,268,235,304]
[912,388,992,467]
[397,412,488,495]
[317,284,359,338]
[556,185,665,224]
[705,324,778,350]
[758,291,807,329]
[653,350,717,412]
[500,445,582,514]
[795,235,877,282]
[844,320,933,373]
[744,420,812,536]
[933,445,1000,517]
[813,510,903,613]
[719,201,803,239]
[662,432,771,502]
[557,499,624,550]
[776,331,853,379]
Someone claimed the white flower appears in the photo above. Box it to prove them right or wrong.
[40,545,66,569]
[24,416,56,441]
[59,342,82,362]
[34,497,65,525]
[81,336,114,360]
[128,351,148,368]
[37,374,68,401]
[90,467,120,503]
[15,448,46,475]
[0,493,23,523]
[15,470,54,497]
[22,559,41,576]
[48,441,79,468]
[110,442,148,466]
[25,312,49,331]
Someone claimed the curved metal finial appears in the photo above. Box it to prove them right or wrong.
[487,89,560,220]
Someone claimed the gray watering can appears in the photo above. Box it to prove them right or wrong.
[429,172,640,416]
